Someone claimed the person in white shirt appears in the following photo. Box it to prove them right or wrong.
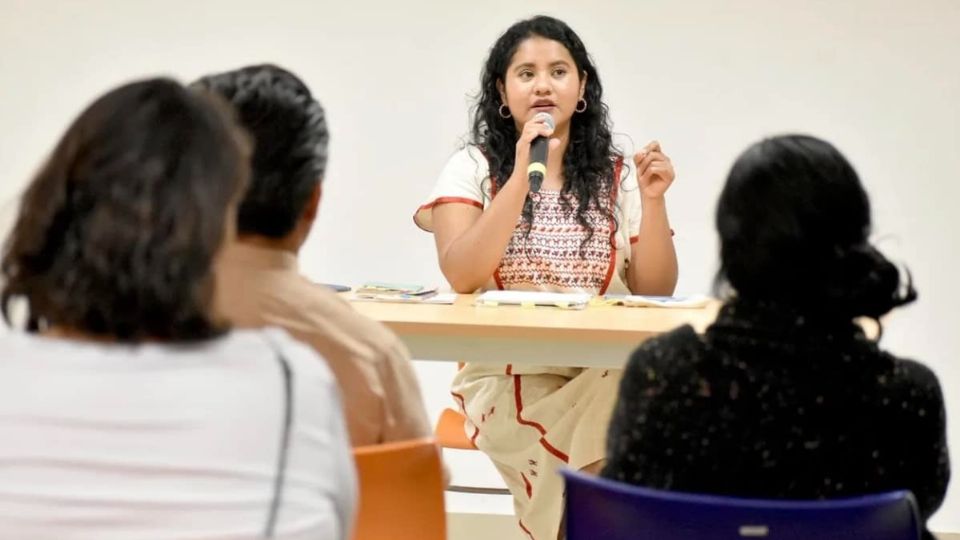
[0,78,356,540]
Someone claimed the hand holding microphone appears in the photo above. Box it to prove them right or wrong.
[513,112,556,193]
[527,112,555,193]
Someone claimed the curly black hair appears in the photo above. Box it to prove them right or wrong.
[471,15,620,251]
[1,78,250,341]
[192,64,328,239]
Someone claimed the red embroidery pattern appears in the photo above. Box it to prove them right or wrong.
[496,191,613,292]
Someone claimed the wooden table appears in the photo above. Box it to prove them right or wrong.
[349,294,719,368]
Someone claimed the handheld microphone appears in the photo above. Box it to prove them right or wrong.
[527,112,555,193]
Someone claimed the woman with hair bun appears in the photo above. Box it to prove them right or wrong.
[603,134,949,540]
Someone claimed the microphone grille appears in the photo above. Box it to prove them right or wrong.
[534,111,555,130]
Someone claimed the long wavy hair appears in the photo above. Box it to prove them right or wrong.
[471,15,620,252]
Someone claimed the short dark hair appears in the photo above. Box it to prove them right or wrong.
[715,134,916,320]
[1,78,250,341]
[192,64,328,238]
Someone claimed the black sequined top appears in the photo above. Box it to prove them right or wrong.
[602,299,950,538]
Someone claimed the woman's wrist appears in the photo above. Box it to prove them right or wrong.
[640,194,667,210]
[504,171,531,198]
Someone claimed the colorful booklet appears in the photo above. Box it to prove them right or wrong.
[351,282,455,304]
[354,282,437,298]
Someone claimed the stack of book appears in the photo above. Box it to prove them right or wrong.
[351,282,455,304]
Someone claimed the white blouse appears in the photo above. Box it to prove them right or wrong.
[415,145,644,294]
[0,327,356,540]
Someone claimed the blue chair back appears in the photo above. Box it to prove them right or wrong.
[561,469,920,540]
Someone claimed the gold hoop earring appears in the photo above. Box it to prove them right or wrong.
[575,98,588,113]
[498,104,512,119]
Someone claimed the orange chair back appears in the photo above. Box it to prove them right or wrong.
[435,407,477,450]
[352,437,446,540]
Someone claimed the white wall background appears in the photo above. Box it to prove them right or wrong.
[1,0,958,531]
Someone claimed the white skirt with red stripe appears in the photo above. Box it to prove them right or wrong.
[451,364,623,540]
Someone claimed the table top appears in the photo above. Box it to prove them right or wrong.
[348,294,720,345]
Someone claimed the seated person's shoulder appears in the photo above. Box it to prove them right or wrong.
[229,326,338,385]
[886,352,944,399]
[627,325,706,372]
[295,282,406,357]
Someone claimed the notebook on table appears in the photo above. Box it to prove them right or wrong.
[602,294,711,308]
[475,290,592,309]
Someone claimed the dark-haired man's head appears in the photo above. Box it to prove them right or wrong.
[192,64,328,252]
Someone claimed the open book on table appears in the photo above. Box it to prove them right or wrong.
[602,294,711,308]
[474,291,711,309]
[475,290,592,309]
